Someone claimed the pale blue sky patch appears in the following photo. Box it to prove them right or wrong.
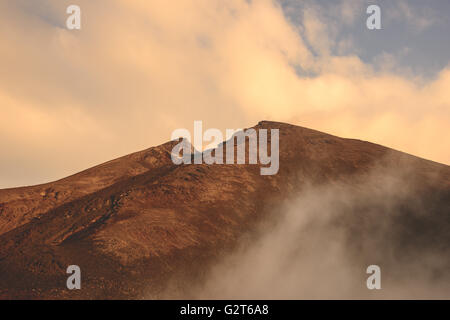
[278,0,450,79]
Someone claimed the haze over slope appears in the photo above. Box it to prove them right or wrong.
[0,121,449,299]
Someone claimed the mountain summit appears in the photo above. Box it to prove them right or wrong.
[0,121,449,299]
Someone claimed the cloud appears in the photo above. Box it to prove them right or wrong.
[387,0,440,32]
[159,158,450,299]
[302,6,335,56]
[0,0,449,188]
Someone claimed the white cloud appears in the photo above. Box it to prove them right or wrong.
[0,0,448,188]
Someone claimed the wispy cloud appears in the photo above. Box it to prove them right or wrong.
[387,0,440,32]
[0,0,449,188]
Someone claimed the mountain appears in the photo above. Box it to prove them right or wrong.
[0,121,449,299]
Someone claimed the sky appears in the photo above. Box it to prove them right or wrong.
[0,0,449,188]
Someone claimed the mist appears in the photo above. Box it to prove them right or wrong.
[160,156,450,299]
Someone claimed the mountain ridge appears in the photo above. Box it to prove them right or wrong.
[0,121,449,299]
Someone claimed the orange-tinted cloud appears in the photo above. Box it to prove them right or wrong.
[0,0,448,187]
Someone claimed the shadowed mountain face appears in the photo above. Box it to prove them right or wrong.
[0,121,449,299]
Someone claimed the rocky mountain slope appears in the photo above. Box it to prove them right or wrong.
[0,121,449,299]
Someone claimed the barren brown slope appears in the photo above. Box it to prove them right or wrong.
[0,121,449,299]
[0,141,179,235]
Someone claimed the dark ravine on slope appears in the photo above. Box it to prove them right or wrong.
[0,121,449,299]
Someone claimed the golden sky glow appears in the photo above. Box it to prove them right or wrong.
[0,0,449,188]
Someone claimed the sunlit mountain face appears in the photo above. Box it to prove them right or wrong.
[1,122,449,299]
[0,1,449,301]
